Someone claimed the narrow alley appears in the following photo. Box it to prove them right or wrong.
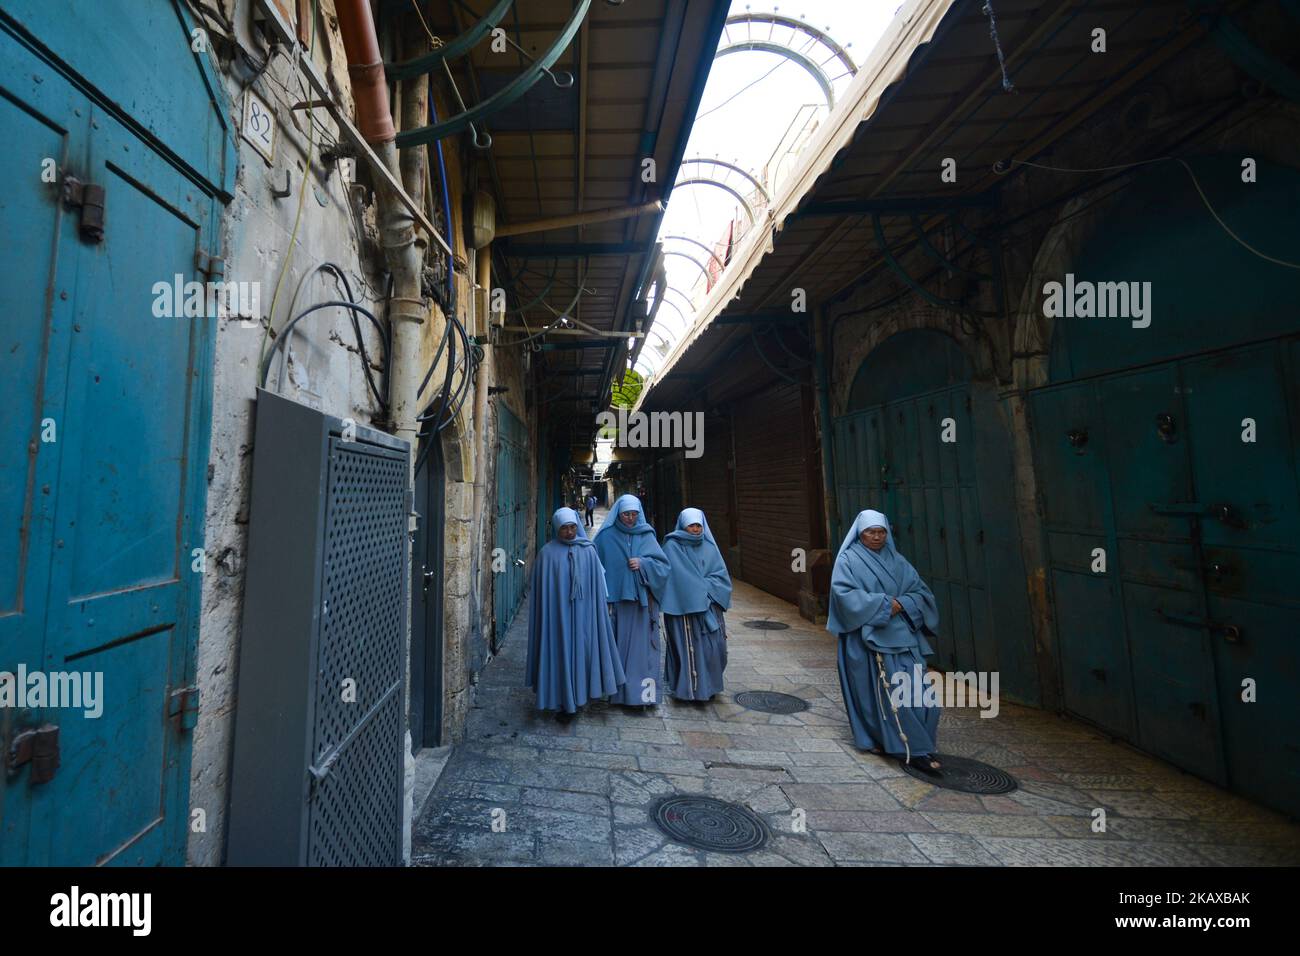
[414,544,1300,866]
[4,0,1300,892]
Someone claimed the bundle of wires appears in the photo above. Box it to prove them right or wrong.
[259,262,390,412]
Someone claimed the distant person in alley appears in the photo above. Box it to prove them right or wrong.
[659,507,732,702]
[827,509,942,774]
[525,507,626,723]
[584,493,597,528]
[594,494,671,711]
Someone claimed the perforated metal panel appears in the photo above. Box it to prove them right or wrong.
[307,441,407,866]
[228,390,408,867]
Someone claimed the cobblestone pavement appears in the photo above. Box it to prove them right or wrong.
[413,555,1300,866]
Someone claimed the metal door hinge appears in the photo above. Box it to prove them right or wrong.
[195,248,226,279]
[168,685,201,730]
[1157,609,1242,643]
[7,724,60,783]
[62,175,106,243]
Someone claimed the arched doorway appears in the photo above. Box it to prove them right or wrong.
[831,329,1038,704]
[411,437,445,750]
[1025,157,1300,816]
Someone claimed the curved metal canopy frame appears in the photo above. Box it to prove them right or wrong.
[673,158,770,227]
[662,234,726,271]
[715,13,857,109]
[394,0,591,148]
[387,0,515,78]
[663,285,698,316]
[649,300,689,339]
[662,249,713,284]
[655,298,692,336]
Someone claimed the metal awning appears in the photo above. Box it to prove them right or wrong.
[427,0,730,427]
[637,0,1224,411]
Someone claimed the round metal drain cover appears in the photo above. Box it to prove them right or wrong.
[733,690,810,714]
[651,796,770,854]
[898,753,1018,794]
[743,620,789,630]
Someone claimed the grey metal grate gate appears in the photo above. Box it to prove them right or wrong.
[227,390,408,867]
[308,442,408,866]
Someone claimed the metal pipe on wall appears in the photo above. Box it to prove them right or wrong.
[336,0,437,868]
[470,246,495,663]
[813,304,839,546]
[336,0,430,472]
[495,200,664,238]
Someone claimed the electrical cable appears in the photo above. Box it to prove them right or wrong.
[260,300,385,388]
[749,326,805,385]
[997,156,1300,269]
[257,0,318,379]
[273,262,389,408]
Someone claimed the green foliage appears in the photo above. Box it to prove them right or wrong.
[611,368,644,409]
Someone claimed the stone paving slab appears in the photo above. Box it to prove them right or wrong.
[411,579,1300,867]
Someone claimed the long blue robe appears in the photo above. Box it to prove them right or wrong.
[826,509,941,758]
[525,508,625,714]
[661,508,732,701]
[594,495,671,705]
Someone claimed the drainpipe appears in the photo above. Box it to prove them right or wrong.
[814,303,838,546]
[336,0,429,466]
[470,246,494,660]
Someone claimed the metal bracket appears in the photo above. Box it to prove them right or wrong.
[196,247,227,279]
[62,175,106,243]
[271,167,292,199]
[7,724,60,783]
[168,685,201,730]
[1157,609,1242,643]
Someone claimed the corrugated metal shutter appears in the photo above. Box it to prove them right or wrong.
[732,382,813,603]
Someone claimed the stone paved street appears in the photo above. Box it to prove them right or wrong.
[413,523,1300,866]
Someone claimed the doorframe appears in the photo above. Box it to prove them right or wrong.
[411,436,445,751]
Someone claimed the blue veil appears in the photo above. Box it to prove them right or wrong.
[825,509,938,645]
[593,495,670,605]
[660,507,732,618]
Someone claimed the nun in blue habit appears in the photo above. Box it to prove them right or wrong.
[827,509,943,772]
[525,508,626,722]
[660,508,733,702]
[593,495,671,709]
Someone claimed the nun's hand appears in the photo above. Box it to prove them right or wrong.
[890,598,902,616]
[628,557,641,571]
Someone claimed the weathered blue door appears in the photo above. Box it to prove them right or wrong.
[1030,339,1300,813]
[0,0,233,864]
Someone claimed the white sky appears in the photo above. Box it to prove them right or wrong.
[638,1,900,377]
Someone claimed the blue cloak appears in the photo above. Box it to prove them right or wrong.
[825,509,938,651]
[660,507,732,629]
[525,508,626,713]
[593,494,670,606]
[827,509,941,758]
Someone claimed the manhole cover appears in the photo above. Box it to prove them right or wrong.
[651,796,770,853]
[743,620,789,630]
[898,753,1018,794]
[733,690,810,714]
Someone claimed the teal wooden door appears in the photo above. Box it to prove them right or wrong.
[834,385,985,673]
[1030,337,1300,814]
[494,405,529,646]
[1029,380,1133,738]
[0,0,232,864]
